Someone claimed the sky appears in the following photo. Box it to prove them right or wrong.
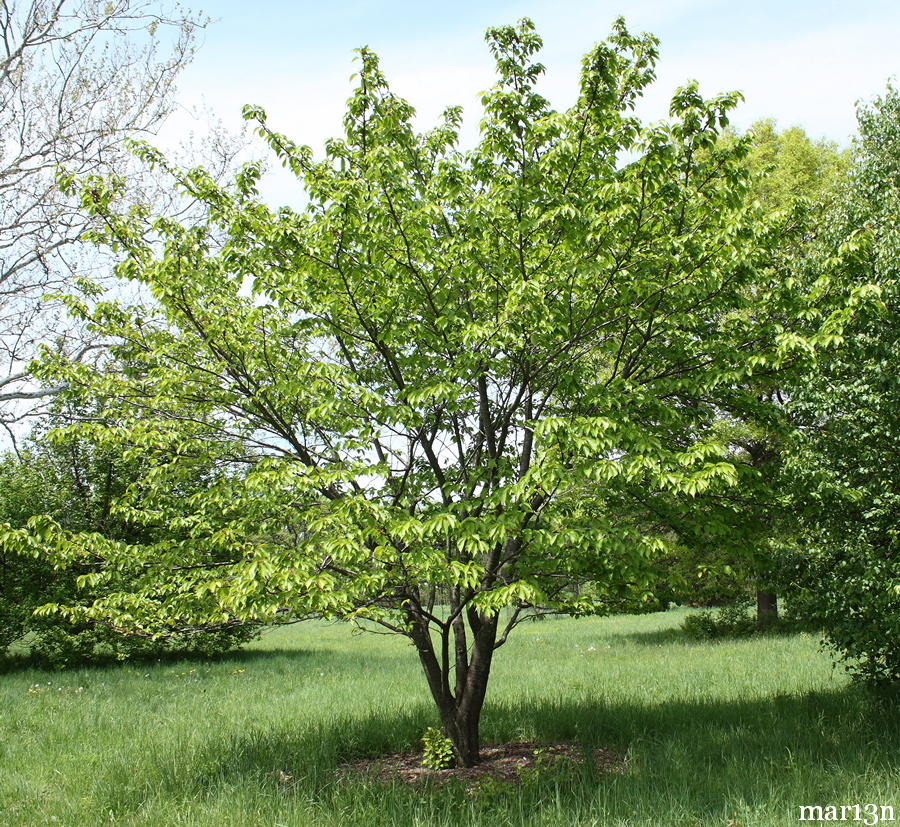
[163,0,900,203]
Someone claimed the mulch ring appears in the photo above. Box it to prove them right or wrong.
[337,741,625,786]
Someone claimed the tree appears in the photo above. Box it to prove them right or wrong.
[0,0,208,431]
[738,120,851,627]
[785,87,900,684]
[731,119,849,628]
[0,395,260,665]
[18,19,856,765]
[744,119,848,211]
[688,120,851,628]
[612,121,852,629]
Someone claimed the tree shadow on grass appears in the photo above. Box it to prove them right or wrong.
[483,687,899,824]
[0,636,325,675]
[617,624,816,647]
[612,626,691,646]
[108,683,900,826]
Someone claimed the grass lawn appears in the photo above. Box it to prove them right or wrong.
[1,608,897,826]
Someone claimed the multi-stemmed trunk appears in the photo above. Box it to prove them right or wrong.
[408,601,500,767]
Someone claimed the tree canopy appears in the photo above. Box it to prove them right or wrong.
[8,18,871,764]
[744,119,848,210]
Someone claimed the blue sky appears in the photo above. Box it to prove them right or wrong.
[164,0,900,202]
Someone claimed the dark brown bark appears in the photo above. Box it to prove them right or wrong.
[408,606,498,767]
[756,589,778,629]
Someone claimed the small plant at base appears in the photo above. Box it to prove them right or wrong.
[422,727,454,770]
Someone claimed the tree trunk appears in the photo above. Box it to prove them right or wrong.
[439,703,483,767]
[408,606,498,767]
[756,589,778,629]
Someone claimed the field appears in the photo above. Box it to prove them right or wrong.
[1,609,897,826]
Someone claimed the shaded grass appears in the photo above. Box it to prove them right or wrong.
[1,609,897,825]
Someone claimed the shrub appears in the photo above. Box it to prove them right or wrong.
[681,605,760,640]
[0,407,259,666]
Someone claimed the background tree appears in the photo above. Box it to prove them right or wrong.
[645,119,851,629]
[0,0,209,433]
[784,87,900,684]
[0,394,260,666]
[15,19,858,765]
[739,119,851,626]
[745,119,848,210]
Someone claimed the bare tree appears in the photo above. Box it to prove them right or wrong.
[0,0,208,434]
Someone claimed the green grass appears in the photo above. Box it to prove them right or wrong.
[1,609,897,826]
